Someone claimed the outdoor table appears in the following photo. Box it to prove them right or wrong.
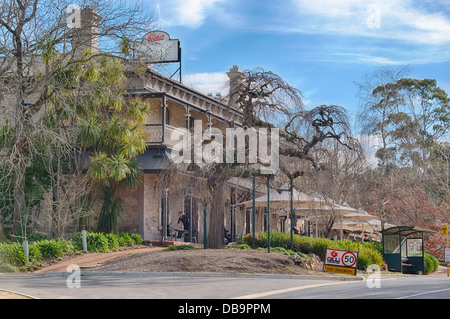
[173,228,187,239]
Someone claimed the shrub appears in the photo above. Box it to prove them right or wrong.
[0,242,25,267]
[105,233,119,251]
[35,239,74,259]
[271,247,288,254]
[166,244,195,251]
[115,232,134,246]
[0,231,144,273]
[245,231,384,270]
[0,259,17,273]
[424,253,439,275]
[128,232,144,245]
[72,232,110,253]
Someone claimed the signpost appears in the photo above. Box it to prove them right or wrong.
[443,224,449,277]
[445,248,450,263]
[324,249,359,276]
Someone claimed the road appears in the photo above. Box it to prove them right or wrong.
[1,272,450,299]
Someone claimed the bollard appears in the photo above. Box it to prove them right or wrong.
[24,240,29,263]
[81,230,87,252]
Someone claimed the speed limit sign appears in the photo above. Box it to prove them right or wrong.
[342,251,357,267]
[325,249,359,276]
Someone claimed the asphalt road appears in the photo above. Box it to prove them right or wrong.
[1,272,450,300]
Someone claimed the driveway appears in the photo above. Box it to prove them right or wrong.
[32,246,164,274]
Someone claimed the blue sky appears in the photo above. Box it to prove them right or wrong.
[143,0,450,130]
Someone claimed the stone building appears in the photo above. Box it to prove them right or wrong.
[121,65,265,244]
[0,7,277,244]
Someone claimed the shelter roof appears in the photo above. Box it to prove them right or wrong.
[382,226,436,236]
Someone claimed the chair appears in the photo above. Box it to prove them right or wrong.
[184,230,198,243]
[191,230,198,243]
[168,226,177,241]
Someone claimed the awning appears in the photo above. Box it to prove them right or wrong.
[382,226,436,236]
[136,148,172,172]
[238,188,328,209]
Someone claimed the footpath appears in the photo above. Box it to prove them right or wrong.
[31,246,164,274]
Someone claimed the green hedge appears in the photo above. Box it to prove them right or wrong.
[72,231,144,252]
[243,232,441,274]
[243,231,384,270]
[0,238,75,270]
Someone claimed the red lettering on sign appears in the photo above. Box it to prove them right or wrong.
[147,33,165,42]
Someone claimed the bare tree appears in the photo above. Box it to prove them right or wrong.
[36,167,92,238]
[280,105,361,179]
[229,67,304,127]
[298,140,369,238]
[187,68,361,248]
[0,0,156,235]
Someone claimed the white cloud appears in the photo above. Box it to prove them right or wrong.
[154,0,224,28]
[184,72,229,97]
[356,134,383,168]
[291,0,450,45]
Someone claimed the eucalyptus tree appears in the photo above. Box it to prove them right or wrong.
[356,66,411,174]
[392,78,450,168]
[356,67,450,228]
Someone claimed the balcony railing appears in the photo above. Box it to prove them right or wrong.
[143,124,163,145]
[144,124,224,151]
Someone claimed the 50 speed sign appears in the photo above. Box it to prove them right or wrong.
[325,249,359,276]
[342,251,357,267]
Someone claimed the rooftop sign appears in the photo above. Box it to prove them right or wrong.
[134,31,181,64]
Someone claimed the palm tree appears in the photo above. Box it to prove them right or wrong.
[66,54,149,233]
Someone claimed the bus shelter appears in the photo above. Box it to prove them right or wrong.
[382,226,435,274]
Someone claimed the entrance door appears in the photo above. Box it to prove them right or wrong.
[383,233,401,272]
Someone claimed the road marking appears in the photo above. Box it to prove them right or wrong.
[396,288,450,299]
[231,281,357,299]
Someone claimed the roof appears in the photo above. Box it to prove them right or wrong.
[382,226,436,236]
[136,148,172,172]
[127,68,244,125]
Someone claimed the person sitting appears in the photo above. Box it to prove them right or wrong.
[224,228,231,244]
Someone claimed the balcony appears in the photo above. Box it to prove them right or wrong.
[144,123,224,151]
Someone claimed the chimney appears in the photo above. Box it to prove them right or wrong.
[226,65,243,107]
[72,7,101,57]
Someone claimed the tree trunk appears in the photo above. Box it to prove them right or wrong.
[207,182,225,249]
[12,161,26,236]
